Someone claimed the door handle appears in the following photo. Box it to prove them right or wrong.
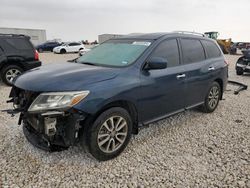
[176,74,186,79]
[208,67,215,71]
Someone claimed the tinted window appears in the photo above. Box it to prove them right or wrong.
[181,39,205,64]
[6,38,32,50]
[69,43,81,46]
[201,40,221,58]
[150,39,180,67]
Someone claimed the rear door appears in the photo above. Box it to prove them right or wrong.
[139,38,186,123]
[179,38,211,107]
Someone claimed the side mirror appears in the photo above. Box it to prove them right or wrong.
[144,57,167,70]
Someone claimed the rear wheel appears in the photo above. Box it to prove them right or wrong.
[38,48,43,53]
[1,65,23,86]
[200,82,221,113]
[84,107,132,161]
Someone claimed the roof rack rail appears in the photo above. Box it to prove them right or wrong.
[0,33,27,37]
[173,31,205,37]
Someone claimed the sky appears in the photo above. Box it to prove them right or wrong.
[0,0,249,42]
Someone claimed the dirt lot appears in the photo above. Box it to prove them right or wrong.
[0,53,249,187]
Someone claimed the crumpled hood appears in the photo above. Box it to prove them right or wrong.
[14,62,118,92]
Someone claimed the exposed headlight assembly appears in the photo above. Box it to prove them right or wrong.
[28,91,89,112]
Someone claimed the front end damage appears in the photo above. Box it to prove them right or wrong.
[6,87,87,152]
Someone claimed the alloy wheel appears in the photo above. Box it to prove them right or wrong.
[208,86,219,109]
[97,116,128,153]
[5,68,21,83]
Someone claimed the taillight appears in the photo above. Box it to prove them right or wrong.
[35,50,39,60]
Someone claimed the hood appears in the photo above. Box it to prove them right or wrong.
[54,46,61,49]
[14,62,119,92]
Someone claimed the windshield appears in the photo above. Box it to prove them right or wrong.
[77,40,151,67]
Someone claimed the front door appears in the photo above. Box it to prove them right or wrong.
[139,39,186,123]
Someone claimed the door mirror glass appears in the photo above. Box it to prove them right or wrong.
[144,57,167,70]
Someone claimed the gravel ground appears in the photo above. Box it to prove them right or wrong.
[0,53,249,187]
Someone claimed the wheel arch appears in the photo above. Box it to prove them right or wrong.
[214,78,223,99]
[0,59,25,72]
[60,48,66,53]
[83,100,139,135]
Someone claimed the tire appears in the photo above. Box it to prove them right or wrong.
[38,48,43,53]
[84,107,132,161]
[60,49,66,54]
[200,82,221,113]
[1,65,23,86]
[236,68,244,75]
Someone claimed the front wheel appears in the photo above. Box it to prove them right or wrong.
[60,49,66,54]
[85,107,132,161]
[236,67,244,75]
[200,82,221,113]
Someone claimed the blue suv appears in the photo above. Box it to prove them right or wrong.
[8,32,228,161]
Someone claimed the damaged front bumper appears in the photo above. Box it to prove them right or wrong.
[4,87,88,152]
[22,110,86,151]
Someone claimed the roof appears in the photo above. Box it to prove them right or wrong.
[0,33,30,39]
[118,33,169,40]
[116,31,206,40]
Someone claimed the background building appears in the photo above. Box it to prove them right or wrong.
[0,27,46,46]
[98,34,124,43]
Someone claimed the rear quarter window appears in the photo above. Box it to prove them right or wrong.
[5,38,33,50]
[181,39,205,64]
[201,40,221,58]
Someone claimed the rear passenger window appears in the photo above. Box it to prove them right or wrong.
[69,43,80,46]
[181,39,205,64]
[201,40,221,58]
[150,39,180,67]
[6,38,32,50]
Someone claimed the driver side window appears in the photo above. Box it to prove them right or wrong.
[150,39,180,68]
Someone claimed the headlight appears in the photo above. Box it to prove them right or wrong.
[28,91,89,112]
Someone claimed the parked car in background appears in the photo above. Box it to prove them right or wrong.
[0,34,41,85]
[235,49,250,75]
[7,32,228,161]
[36,42,61,53]
[53,42,85,54]
[234,42,250,50]
[79,48,91,56]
